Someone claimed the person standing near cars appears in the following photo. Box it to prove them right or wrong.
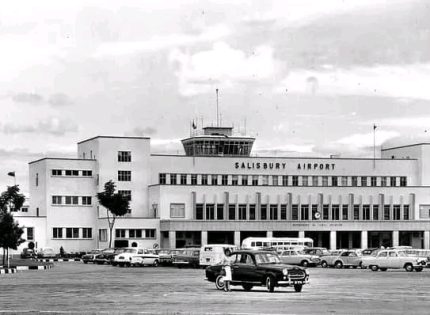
[221,250,232,292]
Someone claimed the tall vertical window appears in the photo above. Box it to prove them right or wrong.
[239,204,247,220]
[280,204,287,220]
[53,228,63,239]
[159,173,166,184]
[272,176,278,186]
[228,204,236,220]
[206,204,215,220]
[372,205,379,220]
[201,174,208,185]
[118,151,131,162]
[282,176,288,186]
[196,204,203,220]
[400,177,407,187]
[291,205,298,220]
[352,176,358,187]
[99,229,107,242]
[371,177,377,187]
[252,175,259,186]
[353,205,360,220]
[180,174,187,185]
[211,175,218,185]
[301,205,309,220]
[361,177,367,187]
[312,204,318,220]
[341,176,348,186]
[323,205,329,220]
[262,176,269,186]
[231,175,238,186]
[322,176,328,187]
[302,176,308,187]
[249,205,256,220]
[36,173,39,186]
[82,228,92,239]
[191,174,198,185]
[216,204,224,220]
[332,205,340,220]
[241,175,248,186]
[363,205,370,220]
[270,204,278,220]
[292,176,298,186]
[312,176,318,186]
[390,177,397,187]
[342,205,348,220]
[118,170,131,181]
[393,205,401,220]
[384,205,390,220]
[381,177,387,187]
[403,205,409,220]
[27,227,34,240]
[260,205,267,220]
[221,175,228,185]
[332,177,338,187]
[170,174,177,185]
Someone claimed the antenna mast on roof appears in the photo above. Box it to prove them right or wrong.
[216,88,219,127]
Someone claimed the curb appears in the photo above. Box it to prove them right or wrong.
[0,268,17,274]
[16,265,54,271]
[36,258,82,262]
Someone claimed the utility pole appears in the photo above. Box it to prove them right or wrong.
[216,88,219,127]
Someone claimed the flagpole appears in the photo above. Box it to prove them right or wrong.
[216,88,219,127]
[373,124,376,169]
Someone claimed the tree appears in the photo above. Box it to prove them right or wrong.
[0,185,26,266]
[97,181,130,248]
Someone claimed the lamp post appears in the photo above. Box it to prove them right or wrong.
[152,203,158,218]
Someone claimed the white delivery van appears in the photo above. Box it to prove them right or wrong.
[199,244,237,267]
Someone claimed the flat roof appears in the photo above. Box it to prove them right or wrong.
[181,136,256,142]
[78,135,150,145]
[29,157,96,165]
[382,143,430,151]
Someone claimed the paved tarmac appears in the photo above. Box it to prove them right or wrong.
[1,263,430,314]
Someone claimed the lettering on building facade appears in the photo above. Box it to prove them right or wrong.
[234,161,336,171]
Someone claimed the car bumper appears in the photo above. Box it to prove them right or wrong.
[277,275,309,286]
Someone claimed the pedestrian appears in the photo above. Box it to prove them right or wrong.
[220,251,232,292]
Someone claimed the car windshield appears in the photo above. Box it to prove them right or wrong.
[122,249,137,253]
[397,251,407,257]
[255,253,281,264]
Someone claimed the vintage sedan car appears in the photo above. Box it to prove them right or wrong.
[172,248,200,268]
[20,248,36,259]
[37,247,58,258]
[302,247,330,257]
[112,248,156,267]
[156,249,174,265]
[129,249,160,267]
[205,250,309,293]
[405,249,430,267]
[82,249,103,264]
[361,249,427,272]
[94,248,124,265]
[279,250,320,267]
[320,250,363,268]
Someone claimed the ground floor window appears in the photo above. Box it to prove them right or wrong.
[26,227,34,241]
[99,229,107,242]
[53,227,63,239]
[82,228,92,239]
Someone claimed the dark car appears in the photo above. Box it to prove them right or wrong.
[205,250,309,292]
[82,249,103,264]
[94,248,124,265]
[20,248,36,259]
[172,248,200,268]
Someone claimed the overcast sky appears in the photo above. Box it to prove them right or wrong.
[1,0,430,195]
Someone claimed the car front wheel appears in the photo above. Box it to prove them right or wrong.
[404,264,413,272]
[265,275,275,293]
[215,275,225,290]
[370,265,379,272]
[301,260,309,267]
[321,261,328,268]
[153,260,159,267]
[335,261,343,269]
[294,284,303,292]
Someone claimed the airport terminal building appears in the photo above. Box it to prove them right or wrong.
[14,126,430,252]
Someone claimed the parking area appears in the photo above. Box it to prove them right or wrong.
[1,263,430,313]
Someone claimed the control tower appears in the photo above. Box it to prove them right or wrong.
[181,126,255,156]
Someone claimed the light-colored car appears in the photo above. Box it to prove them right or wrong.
[279,250,320,267]
[113,248,159,267]
[405,249,430,267]
[82,249,103,264]
[320,250,363,269]
[37,247,58,258]
[361,249,427,272]
[130,249,160,267]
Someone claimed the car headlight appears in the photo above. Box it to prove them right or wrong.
[304,269,310,275]
[282,268,289,276]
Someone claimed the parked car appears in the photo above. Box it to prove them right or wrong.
[172,248,200,268]
[320,250,363,268]
[405,249,430,267]
[82,249,103,264]
[361,249,427,272]
[279,249,320,267]
[199,244,237,267]
[94,248,124,265]
[155,249,174,265]
[20,248,36,259]
[302,247,330,257]
[129,249,160,267]
[37,247,58,258]
[205,250,309,292]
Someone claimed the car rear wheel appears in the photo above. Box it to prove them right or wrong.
[301,260,309,267]
[321,261,328,268]
[370,265,379,272]
[83,260,88,264]
[215,275,225,290]
[242,284,253,291]
[294,284,303,292]
[415,267,423,272]
[265,275,275,293]
[153,260,159,267]
[404,264,413,272]
[335,261,343,269]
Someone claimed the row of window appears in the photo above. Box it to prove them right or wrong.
[159,174,408,187]
[115,229,156,239]
[194,203,411,221]
[52,195,92,206]
[52,169,93,177]
[52,227,92,239]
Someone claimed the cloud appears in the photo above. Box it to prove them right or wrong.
[170,42,276,96]
[276,63,430,100]
[94,24,231,57]
[254,143,315,155]
[48,93,73,106]
[12,93,44,104]
[0,117,78,136]
[336,130,400,148]
[129,127,157,136]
